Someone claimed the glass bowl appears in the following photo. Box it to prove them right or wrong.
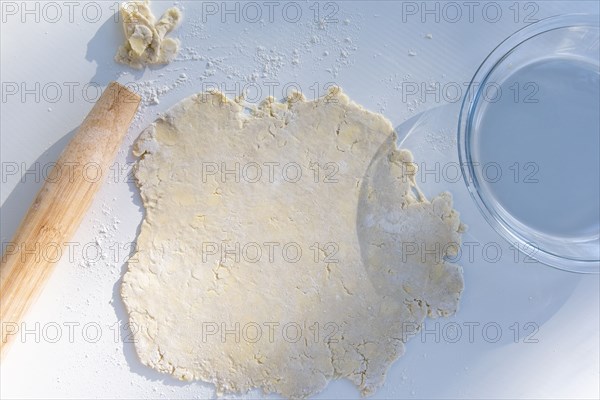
[458,14,600,273]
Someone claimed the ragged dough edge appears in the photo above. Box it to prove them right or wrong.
[123,86,466,398]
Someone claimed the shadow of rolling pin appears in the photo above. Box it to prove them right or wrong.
[0,81,141,358]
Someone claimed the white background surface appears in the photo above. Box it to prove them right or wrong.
[1,1,599,399]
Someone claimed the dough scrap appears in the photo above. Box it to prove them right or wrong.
[122,88,466,398]
[114,0,181,69]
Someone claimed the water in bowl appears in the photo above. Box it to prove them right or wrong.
[475,57,600,240]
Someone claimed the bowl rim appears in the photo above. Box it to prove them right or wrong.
[457,13,600,274]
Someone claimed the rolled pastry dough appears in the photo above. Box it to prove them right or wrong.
[122,88,465,398]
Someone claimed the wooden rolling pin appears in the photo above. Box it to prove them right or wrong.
[0,82,141,358]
